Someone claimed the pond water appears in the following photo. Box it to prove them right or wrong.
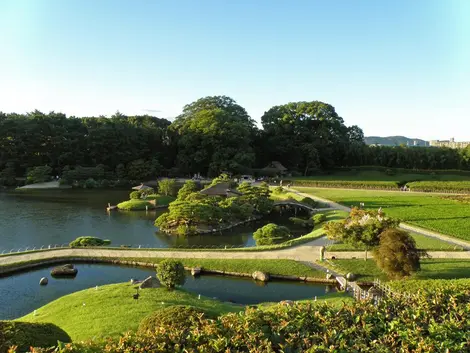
[0,190,311,251]
[0,263,336,319]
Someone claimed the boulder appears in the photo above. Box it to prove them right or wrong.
[191,267,201,276]
[346,273,356,281]
[280,300,294,306]
[51,264,78,277]
[139,276,160,289]
[252,271,270,282]
[39,277,48,285]
[326,273,333,280]
[130,278,141,285]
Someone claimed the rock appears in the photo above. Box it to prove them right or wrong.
[280,300,294,306]
[191,267,201,276]
[130,278,141,285]
[51,264,78,277]
[252,271,270,282]
[346,273,356,281]
[39,277,48,285]
[139,276,160,289]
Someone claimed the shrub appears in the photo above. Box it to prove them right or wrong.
[0,321,71,353]
[156,260,186,289]
[26,165,52,184]
[253,223,291,246]
[289,217,313,228]
[374,228,422,279]
[177,180,199,200]
[176,224,197,236]
[84,178,98,189]
[272,186,285,194]
[312,213,327,224]
[129,191,141,199]
[300,197,317,207]
[69,236,111,247]
[138,306,206,333]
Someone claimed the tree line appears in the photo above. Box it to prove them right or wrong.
[1,95,470,186]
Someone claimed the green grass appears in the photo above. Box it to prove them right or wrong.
[327,232,463,251]
[322,259,470,282]
[19,283,240,341]
[119,258,325,278]
[117,194,175,210]
[297,187,470,242]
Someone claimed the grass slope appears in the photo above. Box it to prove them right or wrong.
[297,187,470,241]
[328,232,463,251]
[119,258,325,278]
[19,283,240,341]
[117,194,175,210]
[323,259,470,282]
[19,283,351,342]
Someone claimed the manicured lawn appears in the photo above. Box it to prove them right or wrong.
[19,283,240,341]
[120,258,325,278]
[117,194,175,210]
[297,187,470,241]
[323,259,470,282]
[327,232,464,251]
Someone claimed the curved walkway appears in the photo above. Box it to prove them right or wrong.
[289,187,470,250]
[1,246,468,271]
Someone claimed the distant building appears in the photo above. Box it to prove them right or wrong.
[429,138,470,149]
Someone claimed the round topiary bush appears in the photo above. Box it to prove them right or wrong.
[253,223,291,246]
[156,259,186,289]
[138,305,206,333]
[300,197,317,207]
[129,190,141,199]
[69,236,111,247]
[0,321,71,353]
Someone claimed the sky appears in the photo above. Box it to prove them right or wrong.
[0,0,469,140]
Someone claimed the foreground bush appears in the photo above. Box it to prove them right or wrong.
[69,236,111,247]
[0,321,71,353]
[19,288,470,353]
[138,306,206,333]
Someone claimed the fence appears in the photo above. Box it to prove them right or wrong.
[0,243,252,255]
[373,279,415,301]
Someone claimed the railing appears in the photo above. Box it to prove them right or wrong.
[0,243,249,255]
[373,279,415,301]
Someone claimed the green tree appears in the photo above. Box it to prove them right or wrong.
[324,208,400,260]
[26,165,52,184]
[170,96,256,176]
[237,182,273,214]
[177,180,199,200]
[156,259,186,289]
[253,223,291,246]
[374,228,422,279]
[158,178,177,196]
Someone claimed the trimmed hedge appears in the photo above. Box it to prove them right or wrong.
[288,180,399,190]
[407,181,470,193]
[69,237,111,247]
[0,321,71,353]
[138,306,206,333]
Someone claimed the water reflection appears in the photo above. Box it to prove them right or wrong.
[0,190,312,251]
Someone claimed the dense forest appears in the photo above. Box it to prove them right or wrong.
[1,95,470,186]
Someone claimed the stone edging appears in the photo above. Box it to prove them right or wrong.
[0,257,337,284]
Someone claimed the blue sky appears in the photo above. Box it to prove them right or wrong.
[0,0,469,140]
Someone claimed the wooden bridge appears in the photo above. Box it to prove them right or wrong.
[273,200,318,212]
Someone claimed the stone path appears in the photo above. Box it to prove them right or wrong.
[289,187,470,250]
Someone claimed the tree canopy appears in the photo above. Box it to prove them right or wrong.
[2,96,470,187]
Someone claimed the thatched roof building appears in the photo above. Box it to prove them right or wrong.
[200,182,243,197]
[263,161,288,174]
[132,184,153,191]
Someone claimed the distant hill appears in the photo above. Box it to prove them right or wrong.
[365,136,429,147]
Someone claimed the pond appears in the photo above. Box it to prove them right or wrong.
[0,189,315,251]
[0,263,336,319]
